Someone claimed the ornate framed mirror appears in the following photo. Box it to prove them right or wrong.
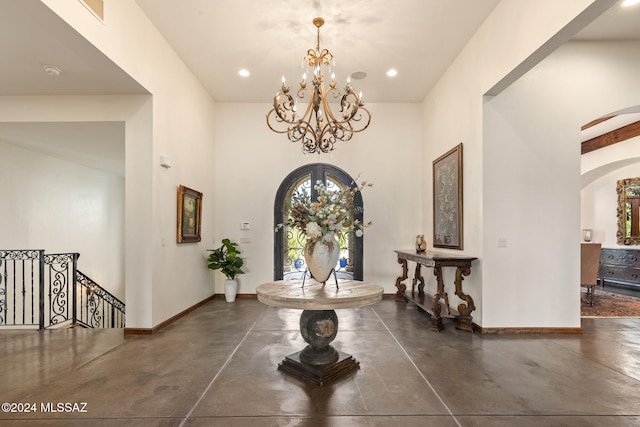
[617,177,640,245]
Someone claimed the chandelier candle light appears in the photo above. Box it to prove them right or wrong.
[266,17,372,154]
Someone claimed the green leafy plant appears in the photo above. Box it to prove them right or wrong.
[207,238,245,280]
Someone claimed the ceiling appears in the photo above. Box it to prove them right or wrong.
[134,0,503,103]
[573,0,640,41]
[0,0,148,96]
[0,0,639,102]
[0,0,146,176]
[0,0,638,175]
[134,0,640,104]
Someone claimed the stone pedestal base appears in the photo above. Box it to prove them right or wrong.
[278,350,360,386]
[256,280,383,386]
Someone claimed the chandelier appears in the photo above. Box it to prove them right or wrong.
[266,17,371,154]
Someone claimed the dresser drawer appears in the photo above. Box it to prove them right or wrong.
[601,265,640,284]
[600,249,640,266]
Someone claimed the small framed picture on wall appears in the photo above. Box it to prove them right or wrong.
[177,185,202,243]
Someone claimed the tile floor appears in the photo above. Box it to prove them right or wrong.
[1,297,640,426]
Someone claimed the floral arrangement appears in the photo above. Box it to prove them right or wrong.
[279,179,373,243]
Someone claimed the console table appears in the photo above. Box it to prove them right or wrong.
[394,250,477,332]
[257,279,383,386]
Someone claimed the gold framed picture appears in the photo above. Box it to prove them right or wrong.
[433,143,463,250]
[177,185,202,243]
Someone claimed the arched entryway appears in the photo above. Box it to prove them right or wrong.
[274,164,364,281]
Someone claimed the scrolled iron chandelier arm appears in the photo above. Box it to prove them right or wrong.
[266,17,371,154]
[266,83,296,131]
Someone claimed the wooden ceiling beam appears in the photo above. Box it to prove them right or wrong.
[581,116,613,131]
[581,120,640,155]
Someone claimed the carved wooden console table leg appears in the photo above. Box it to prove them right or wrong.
[431,266,452,332]
[413,263,426,294]
[395,257,408,302]
[453,266,474,331]
[393,250,477,332]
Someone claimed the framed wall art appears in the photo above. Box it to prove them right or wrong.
[433,143,463,250]
[177,185,202,243]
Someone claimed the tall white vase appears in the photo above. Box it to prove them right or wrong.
[304,233,340,283]
[224,279,238,302]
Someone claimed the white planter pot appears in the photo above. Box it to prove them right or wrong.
[224,279,238,302]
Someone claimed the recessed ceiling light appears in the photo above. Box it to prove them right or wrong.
[238,69,250,77]
[623,0,640,6]
[43,65,62,77]
[386,69,398,77]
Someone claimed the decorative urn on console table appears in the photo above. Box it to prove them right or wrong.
[415,235,427,253]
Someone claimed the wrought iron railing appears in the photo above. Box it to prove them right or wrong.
[0,249,43,328]
[0,249,125,329]
[43,252,78,328]
[76,271,125,328]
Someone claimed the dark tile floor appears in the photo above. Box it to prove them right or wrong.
[1,297,640,426]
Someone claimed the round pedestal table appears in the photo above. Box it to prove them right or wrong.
[257,279,383,386]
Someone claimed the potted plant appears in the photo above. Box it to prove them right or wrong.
[207,238,245,302]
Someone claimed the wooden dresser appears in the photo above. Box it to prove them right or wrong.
[599,248,640,290]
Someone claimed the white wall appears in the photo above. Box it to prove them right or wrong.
[481,39,640,328]
[0,141,125,299]
[28,0,630,331]
[39,0,218,328]
[483,96,582,328]
[0,95,150,302]
[421,0,615,329]
[212,103,422,294]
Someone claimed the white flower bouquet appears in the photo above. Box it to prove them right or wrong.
[279,179,373,243]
